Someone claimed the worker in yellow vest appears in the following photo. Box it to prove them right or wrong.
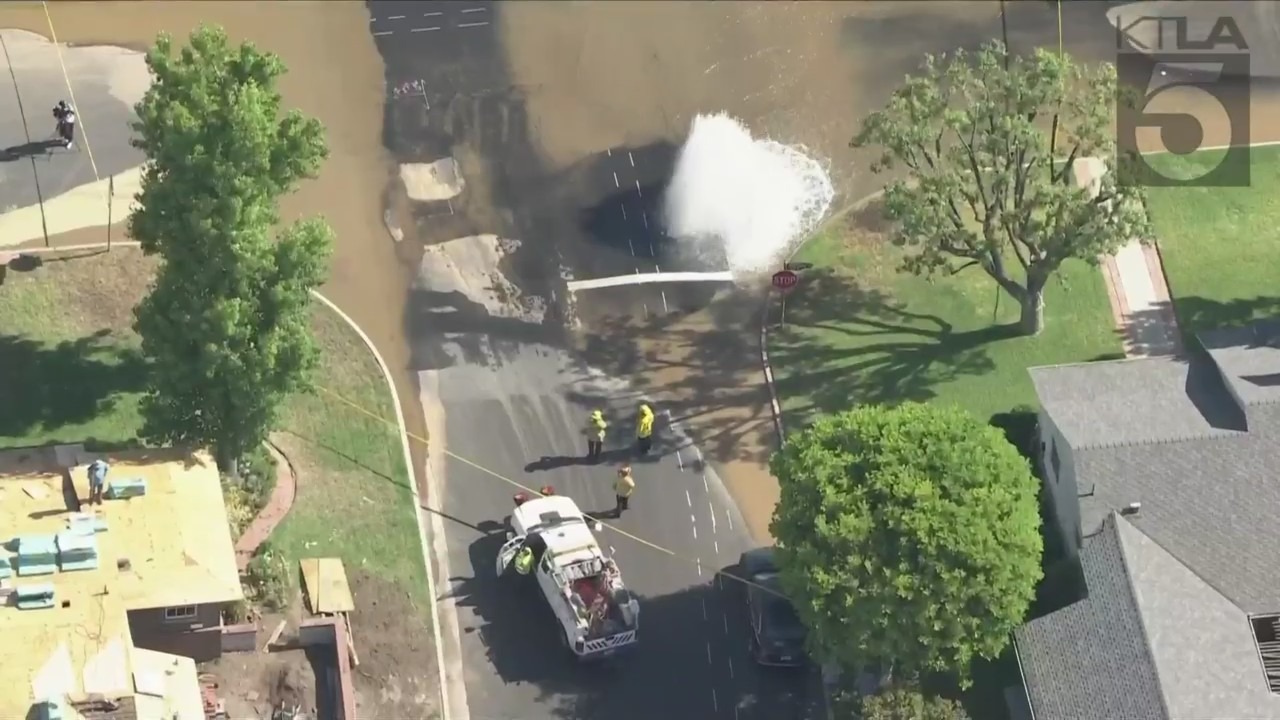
[585,410,608,462]
[513,546,535,575]
[614,465,636,517]
[635,403,655,456]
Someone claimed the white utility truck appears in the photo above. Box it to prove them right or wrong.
[497,492,640,660]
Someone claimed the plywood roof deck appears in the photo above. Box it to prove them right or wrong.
[0,447,242,718]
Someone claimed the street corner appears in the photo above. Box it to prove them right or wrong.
[0,28,147,241]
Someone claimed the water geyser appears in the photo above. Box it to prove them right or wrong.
[662,113,834,275]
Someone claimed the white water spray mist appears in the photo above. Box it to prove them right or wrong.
[662,113,834,275]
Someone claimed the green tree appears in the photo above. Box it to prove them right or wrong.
[769,403,1042,682]
[857,685,970,720]
[853,41,1150,335]
[129,25,333,473]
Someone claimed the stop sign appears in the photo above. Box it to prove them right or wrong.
[772,269,799,294]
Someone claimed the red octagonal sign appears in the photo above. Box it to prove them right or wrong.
[772,269,799,294]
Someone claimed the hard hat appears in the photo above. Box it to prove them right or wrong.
[592,410,604,419]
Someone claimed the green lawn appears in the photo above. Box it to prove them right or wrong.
[1144,146,1280,335]
[0,248,424,598]
[770,202,1123,428]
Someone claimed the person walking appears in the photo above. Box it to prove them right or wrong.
[52,101,76,148]
[635,403,655,456]
[613,465,635,517]
[585,409,608,462]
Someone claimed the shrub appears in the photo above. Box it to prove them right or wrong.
[245,541,291,611]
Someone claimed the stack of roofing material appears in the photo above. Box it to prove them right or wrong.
[38,696,67,720]
[15,535,58,576]
[16,583,55,609]
[56,530,99,572]
[0,552,12,579]
[104,477,147,500]
[65,513,108,535]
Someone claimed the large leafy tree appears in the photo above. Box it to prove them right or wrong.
[129,25,333,473]
[770,403,1042,682]
[854,41,1150,335]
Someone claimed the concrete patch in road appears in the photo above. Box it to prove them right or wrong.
[417,233,544,324]
[400,157,466,201]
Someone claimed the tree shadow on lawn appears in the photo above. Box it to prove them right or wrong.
[1172,294,1280,339]
[770,269,1012,428]
[0,330,146,442]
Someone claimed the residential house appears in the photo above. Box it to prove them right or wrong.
[1014,321,1280,720]
[0,446,242,719]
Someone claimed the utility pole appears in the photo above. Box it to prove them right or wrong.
[1000,0,1010,70]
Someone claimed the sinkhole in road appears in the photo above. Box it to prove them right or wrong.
[662,112,834,275]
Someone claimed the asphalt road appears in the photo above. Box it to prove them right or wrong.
[370,2,819,718]
[421,341,821,720]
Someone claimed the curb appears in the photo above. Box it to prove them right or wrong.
[9,241,454,720]
[760,296,786,446]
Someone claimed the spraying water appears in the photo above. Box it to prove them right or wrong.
[662,113,834,275]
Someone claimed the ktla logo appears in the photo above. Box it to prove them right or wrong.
[1114,13,1251,187]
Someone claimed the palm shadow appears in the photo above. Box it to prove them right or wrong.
[0,330,147,444]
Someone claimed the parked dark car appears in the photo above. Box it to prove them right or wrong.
[739,547,807,667]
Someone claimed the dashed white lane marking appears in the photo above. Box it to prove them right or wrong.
[676,449,684,470]
[613,171,620,188]
[714,539,719,556]
[373,30,393,36]
[629,151,636,167]
[635,179,643,197]
[713,689,720,714]
[710,503,717,534]
[703,474,709,493]
[686,488,692,507]
[706,642,713,665]
[621,204,627,221]
[412,27,441,32]
[695,446,703,464]
[461,6,487,12]
[726,509,734,531]
[702,597,708,620]
[697,558,703,576]
[642,211,649,229]
[723,614,729,635]
[607,148,612,156]
[424,11,443,16]
[655,264,661,274]
[627,238,635,256]
[458,21,490,28]
[388,14,406,19]
[728,657,735,680]
[692,517,698,540]
[649,240,656,257]
[661,290,670,314]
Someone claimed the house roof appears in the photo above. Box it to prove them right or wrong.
[1017,514,1280,720]
[1022,321,1280,718]
[0,445,240,718]
[1033,323,1280,614]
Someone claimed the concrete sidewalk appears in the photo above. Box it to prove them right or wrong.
[1073,157,1182,357]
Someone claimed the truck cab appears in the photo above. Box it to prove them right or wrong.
[497,494,639,660]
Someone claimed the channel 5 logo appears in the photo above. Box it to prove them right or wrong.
[1114,11,1250,187]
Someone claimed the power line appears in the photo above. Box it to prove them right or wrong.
[311,383,782,598]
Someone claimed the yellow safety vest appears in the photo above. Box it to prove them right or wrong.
[637,409,654,438]
[514,548,534,575]
[588,415,607,441]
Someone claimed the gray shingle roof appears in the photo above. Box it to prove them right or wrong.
[1028,355,1245,450]
[1016,514,1168,720]
[1018,514,1280,720]
[1021,322,1280,719]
